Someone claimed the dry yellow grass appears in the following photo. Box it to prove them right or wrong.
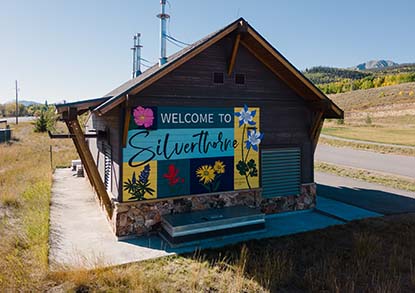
[319,136,415,156]
[322,126,415,146]
[0,121,77,291]
[315,162,415,192]
[323,82,415,148]
[4,122,415,292]
[329,82,415,111]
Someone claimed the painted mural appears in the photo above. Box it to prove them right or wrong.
[122,105,263,202]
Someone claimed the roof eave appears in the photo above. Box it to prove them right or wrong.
[92,17,343,119]
[93,18,245,115]
[55,96,111,115]
[244,26,343,119]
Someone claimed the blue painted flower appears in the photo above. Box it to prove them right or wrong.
[139,164,150,184]
[235,104,256,127]
[132,172,137,184]
[245,129,264,152]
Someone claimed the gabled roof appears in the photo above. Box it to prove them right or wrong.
[55,97,109,115]
[93,17,342,118]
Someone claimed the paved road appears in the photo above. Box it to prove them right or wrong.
[316,172,415,215]
[315,144,415,179]
[2,116,35,124]
[321,134,415,150]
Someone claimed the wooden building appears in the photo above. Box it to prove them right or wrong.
[56,18,343,241]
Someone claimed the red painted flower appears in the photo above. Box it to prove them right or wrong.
[163,164,183,186]
[133,106,154,128]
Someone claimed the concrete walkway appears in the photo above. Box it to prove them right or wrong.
[49,169,173,269]
[50,168,382,269]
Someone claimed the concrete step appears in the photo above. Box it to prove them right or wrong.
[160,206,265,245]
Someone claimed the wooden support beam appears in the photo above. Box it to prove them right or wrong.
[48,131,104,139]
[309,111,324,152]
[122,107,131,148]
[66,119,113,217]
[228,34,241,76]
[240,40,310,102]
[310,111,324,139]
[307,100,329,112]
[246,26,343,118]
[312,119,324,152]
[65,120,94,186]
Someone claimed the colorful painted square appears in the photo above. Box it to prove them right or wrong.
[157,159,190,198]
[189,156,234,195]
[122,161,157,202]
[234,106,261,190]
[129,106,158,130]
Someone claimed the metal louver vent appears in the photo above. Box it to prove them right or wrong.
[261,148,301,198]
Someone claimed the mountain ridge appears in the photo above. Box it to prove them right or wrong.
[352,60,399,71]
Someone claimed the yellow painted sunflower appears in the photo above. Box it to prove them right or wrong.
[196,165,215,184]
[213,160,225,174]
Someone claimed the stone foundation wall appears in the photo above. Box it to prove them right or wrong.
[111,183,316,238]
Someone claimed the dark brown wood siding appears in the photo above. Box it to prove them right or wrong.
[128,36,314,183]
[86,106,122,199]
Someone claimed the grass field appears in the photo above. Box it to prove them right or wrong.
[319,136,415,156]
[322,126,415,146]
[321,82,415,151]
[3,122,415,292]
[0,122,78,290]
[315,162,415,192]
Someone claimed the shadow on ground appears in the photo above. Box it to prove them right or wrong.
[182,212,415,292]
[318,183,415,215]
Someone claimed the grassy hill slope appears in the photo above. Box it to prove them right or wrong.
[322,82,415,148]
[329,82,415,111]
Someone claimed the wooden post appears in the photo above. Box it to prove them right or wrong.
[65,119,113,217]
[50,145,53,170]
[309,111,324,152]
[122,107,131,147]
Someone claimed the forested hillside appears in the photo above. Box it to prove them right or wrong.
[303,64,415,94]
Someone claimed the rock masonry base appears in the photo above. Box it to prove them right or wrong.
[110,183,316,238]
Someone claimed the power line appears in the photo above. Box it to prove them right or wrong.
[141,63,152,69]
[139,57,154,64]
[165,34,191,47]
[166,37,185,49]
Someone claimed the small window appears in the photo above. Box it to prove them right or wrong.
[235,73,245,85]
[213,72,224,84]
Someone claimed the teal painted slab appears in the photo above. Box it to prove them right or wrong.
[317,196,382,221]
[124,128,236,164]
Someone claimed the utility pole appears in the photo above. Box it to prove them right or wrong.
[15,80,19,125]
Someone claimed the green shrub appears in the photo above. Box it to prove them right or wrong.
[33,105,57,132]
[336,118,345,125]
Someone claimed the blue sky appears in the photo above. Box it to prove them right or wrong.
[0,0,413,104]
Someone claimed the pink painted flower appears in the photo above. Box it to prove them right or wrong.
[133,106,154,128]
